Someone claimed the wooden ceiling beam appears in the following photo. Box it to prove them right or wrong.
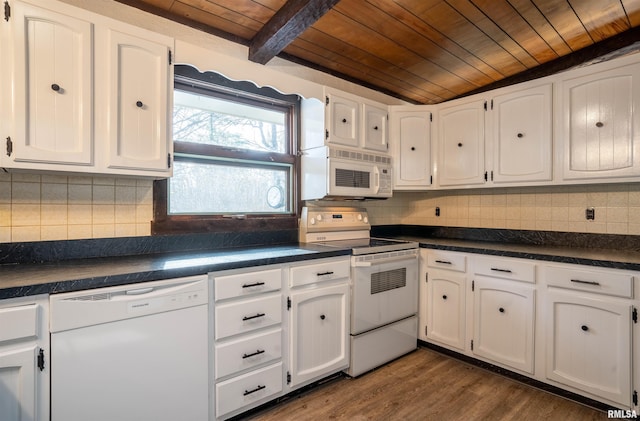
[249,0,341,65]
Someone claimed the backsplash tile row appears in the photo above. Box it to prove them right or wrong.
[0,173,153,243]
[366,184,640,235]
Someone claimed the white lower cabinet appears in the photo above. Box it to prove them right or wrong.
[211,266,284,420]
[545,265,635,407]
[288,257,350,389]
[0,295,49,421]
[210,256,351,419]
[420,250,639,410]
[421,249,467,350]
[472,276,535,374]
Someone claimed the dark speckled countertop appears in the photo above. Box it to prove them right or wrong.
[0,243,350,300]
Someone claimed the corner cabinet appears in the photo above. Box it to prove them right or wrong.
[390,106,434,189]
[0,295,50,421]
[288,257,350,389]
[558,58,640,181]
[2,0,173,177]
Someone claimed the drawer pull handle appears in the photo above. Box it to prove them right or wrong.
[499,307,505,313]
[581,325,589,332]
[491,268,513,273]
[435,260,452,265]
[442,295,447,300]
[320,314,326,320]
[242,281,266,288]
[242,349,265,359]
[243,385,266,396]
[570,279,601,286]
[242,313,266,321]
[317,271,334,276]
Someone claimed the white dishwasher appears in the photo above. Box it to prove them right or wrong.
[50,275,209,421]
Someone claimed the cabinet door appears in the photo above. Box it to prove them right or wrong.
[362,103,388,152]
[546,289,631,406]
[0,346,38,421]
[289,282,349,387]
[390,108,432,189]
[105,29,171,173]
[9,1,93,165]
[492,84,552,184]
[438,98,486,186]
[426,269,466,350]
[326,92,359,147]
[561,61,640,180]
[473,276,535,374]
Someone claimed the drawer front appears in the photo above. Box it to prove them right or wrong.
[215,293,282,340]
[214,268,282,301]
[290,258,350,287]
[215,328,282,379]
[474,256,535,284]
[545,266,633,298]
[0,303,39,344]
[215,362,283,418]
[427,251,466,272]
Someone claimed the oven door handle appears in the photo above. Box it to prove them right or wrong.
[353,254,417,267]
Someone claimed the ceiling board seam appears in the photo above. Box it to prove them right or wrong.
[525,0,574,55]
[566,0,596,44]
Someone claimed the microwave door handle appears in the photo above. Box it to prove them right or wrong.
[373,166,380,194]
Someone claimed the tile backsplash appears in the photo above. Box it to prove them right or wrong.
[366,184,640,235]
[0,172,153,243]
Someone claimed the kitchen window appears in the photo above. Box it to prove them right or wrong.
[152,66,300,234]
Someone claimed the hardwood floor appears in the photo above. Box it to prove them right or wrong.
[246,348,607,421]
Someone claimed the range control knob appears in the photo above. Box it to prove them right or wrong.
[357,214,363,221]
[310,217,316,225]
[364,216,369,224]
[317,214,323,221]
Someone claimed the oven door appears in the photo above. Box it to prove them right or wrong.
[351,250,419,335]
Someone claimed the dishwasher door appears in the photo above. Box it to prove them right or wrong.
[50,276,209,421]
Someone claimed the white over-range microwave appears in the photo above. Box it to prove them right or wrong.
[301,146,393,200]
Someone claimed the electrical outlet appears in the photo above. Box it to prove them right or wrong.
[586,208,595,220]
[435,207,440,217]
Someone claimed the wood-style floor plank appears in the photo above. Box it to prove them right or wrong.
[246,348,606,421]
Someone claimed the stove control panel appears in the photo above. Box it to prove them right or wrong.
[299,207,371,240]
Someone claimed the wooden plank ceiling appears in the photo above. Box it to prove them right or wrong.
[116,0,640,104]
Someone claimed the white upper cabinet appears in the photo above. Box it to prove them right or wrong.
[102,28,171,173]
[2,0,173,177]
[491,83,552,184]
[362,103,388,152]
[558,57,640,181]
[325,90,359,148]
[321,87,388,152]
[7,1,93,167]
[390,106,433,189]
[438,97,486,187]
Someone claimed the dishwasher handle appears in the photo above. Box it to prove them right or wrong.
[126,287,155,296]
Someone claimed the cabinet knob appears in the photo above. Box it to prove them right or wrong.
[373,126,379,130]
[595,122,604,128]
[320,314,326,320]
[136,101,144,108]
[581,325,589,332]
[457,142,463,147]
[342,118,347,123]
[499,307,505,313]
[517,133,524,138]
[442,295,447,300]
[411,147,416,151]
[51,83,61,92]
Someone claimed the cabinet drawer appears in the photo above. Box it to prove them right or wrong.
[474,256,535,283]
[427,251,466,272]
[290,258,350,287]
[545,266,633,298]
[215,362,283,418]
[215,293,282,340]
[214,268,282,301]
[215,328,282,379]
[0,303,38,343]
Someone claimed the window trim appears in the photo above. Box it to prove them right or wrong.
[152,66,301,235]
